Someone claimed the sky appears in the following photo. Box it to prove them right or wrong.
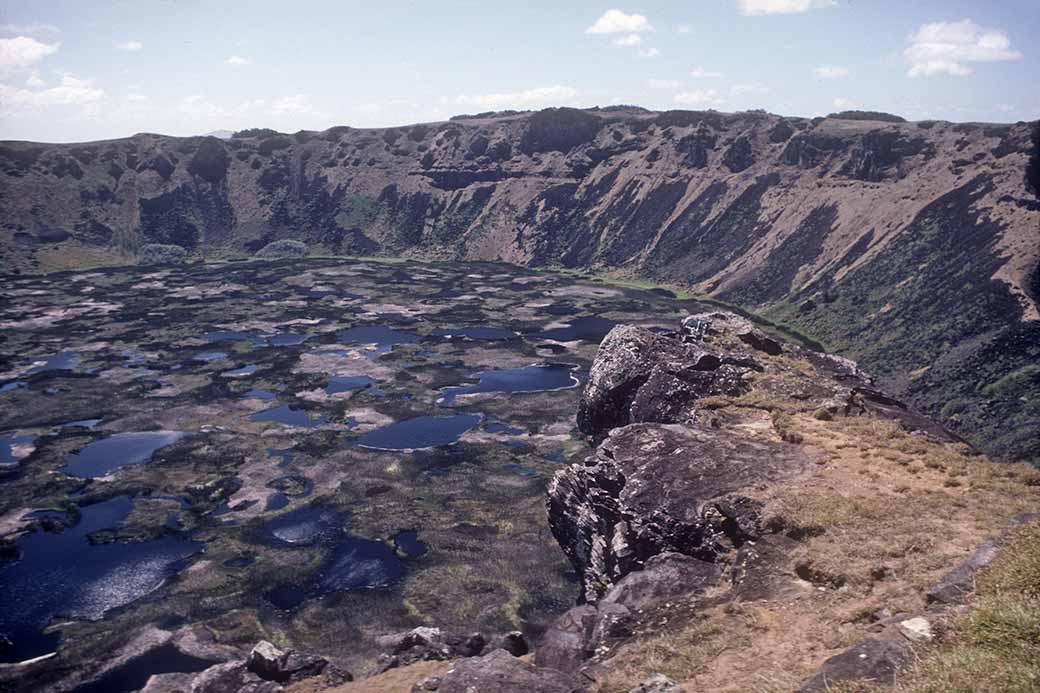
[0,0,1037,143]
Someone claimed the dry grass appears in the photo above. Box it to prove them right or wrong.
[596,406,1039,692]
[884,520,1040,693]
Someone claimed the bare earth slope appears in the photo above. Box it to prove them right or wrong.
[1,107,1038,463]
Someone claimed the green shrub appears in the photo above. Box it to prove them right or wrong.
[827,110,907,123]
[255,239,309,259]
[138,243,187,266]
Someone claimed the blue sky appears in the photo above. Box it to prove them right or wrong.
[1,0,1037,142]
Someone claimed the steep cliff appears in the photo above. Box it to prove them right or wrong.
[1,107,1038,463]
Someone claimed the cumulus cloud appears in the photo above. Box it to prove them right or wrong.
[25,71,45,87]
[674,89,725,107]
[115,40,143,51]
[638,47,660,58]
[226,55,251,65]
[586,9,653,34]
[737,0,836,15]
[453,85,577,110]
[647,78,681,89]
[0,23,59,35]
[0,73,105,111]
[614,34,642,46]
[690,66,722,79]
[832,96,861,110]
[905,19,1022,77]
[813,65,849,79]
[0,36,59,73]
[677,24,691,34]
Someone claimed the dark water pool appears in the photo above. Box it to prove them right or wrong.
[62,431,187,478]
[222,364,258,378]
[249,405,328,429]
[201,330,255,343]
[336,325,421,353]
[438,364,579,405]
[0,496,202,663]
[530,316,617,342]
[356,413,482,450]
[1,433,37,464]
[72,643,218,693]
[326,375,378,395]
[26,351,80,375]
[393,530,428,558]
[258,333,311,347]
[261,505,403,610]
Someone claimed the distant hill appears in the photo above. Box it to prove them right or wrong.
[204,129,234,140]
[0,107,1037,464]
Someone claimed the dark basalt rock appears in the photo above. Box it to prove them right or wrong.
[534,605,598,673]
[575,325,732,437]
[796,637,911,692]
[677,126,717,168]
[681,311,782,356]
[188,138,231,183]
[598,552,722,612]
[548,422,807,601]
[375,627,488,672]
[137,155,174,180]
[425,649,582,693]
[490,631,530,657]
[245,640,335,684]
[722,135,755,173]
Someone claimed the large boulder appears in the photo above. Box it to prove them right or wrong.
[245,640,337,684]
[576,325,736,437]
[548,423,808,601]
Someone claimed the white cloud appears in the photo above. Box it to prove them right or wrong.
[0,23,59,35]
[0,73,105,111]
[832,97,861,110]
[994,103,1015,113]
[737,0,836,15]
[690,66,722,79]
[0,36,59,73]
[677,24,691,34]
[226,55,251,66]
[731,82,770,95]
[674,89,725,107]
[586,9,653,34]
[813,65,849,79]
[25,71,44,87]
[638,47,660,58]
[905,19,1022,77]
[648,78,681,89]
[453,85,578,110]
[115,40,143,51]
